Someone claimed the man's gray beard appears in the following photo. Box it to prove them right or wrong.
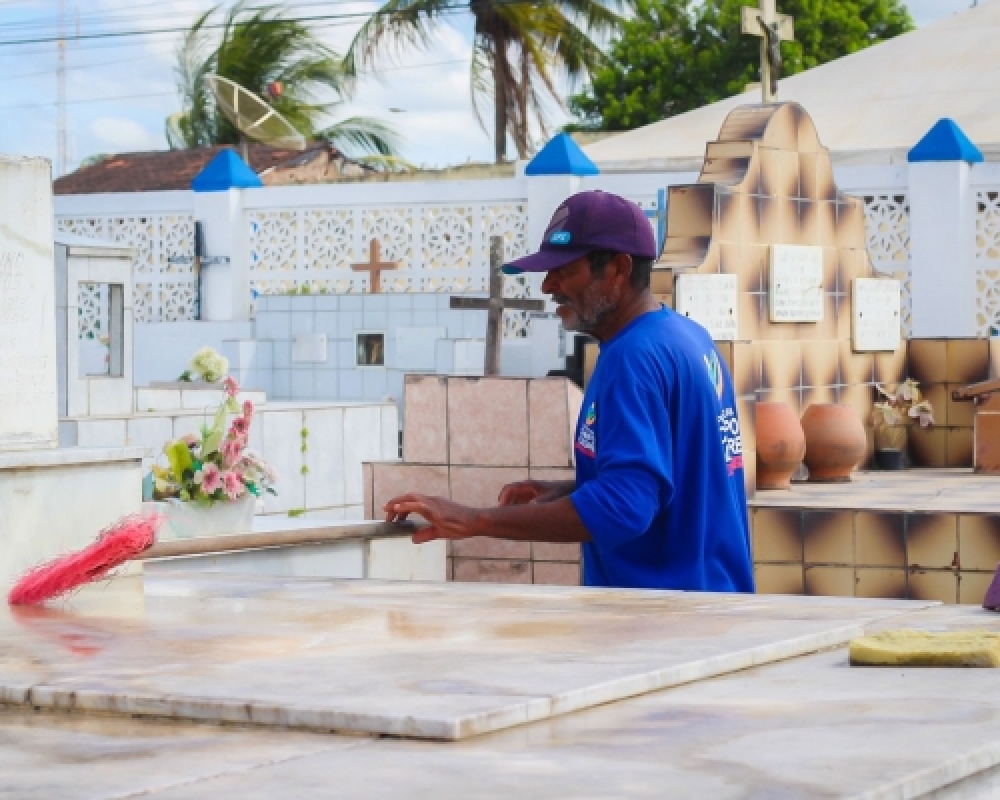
[563,285,620,333]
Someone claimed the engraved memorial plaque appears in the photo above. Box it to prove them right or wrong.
[768,244,824,323]
[852,277,901,352]
[675,274,738,341]
[0,156,58,450]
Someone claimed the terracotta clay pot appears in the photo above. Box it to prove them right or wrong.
[755,402,806,490]
[800,403,867,482]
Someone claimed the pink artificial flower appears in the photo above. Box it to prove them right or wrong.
[243,400,254,419]
[181,433,199,450]
[230,416,249,436]
[222,470,246,500]
[198,463,223,495]
[221,437,243,467]
[223,376,239,398]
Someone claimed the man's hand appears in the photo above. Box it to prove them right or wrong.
[384,494,480,544]
[498,480,574,507]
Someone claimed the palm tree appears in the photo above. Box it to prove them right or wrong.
[347,0,623,163]
[167,1,401,161]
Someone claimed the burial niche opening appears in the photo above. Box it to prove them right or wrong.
[78,282,124,378]
[356,332,385,367]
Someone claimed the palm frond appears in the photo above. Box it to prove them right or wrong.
[320,116,403,157]
[345,0,456,78]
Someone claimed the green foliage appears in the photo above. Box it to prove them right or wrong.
[347,0,622,163]
[569,0,914,132]
[167,1,401,158]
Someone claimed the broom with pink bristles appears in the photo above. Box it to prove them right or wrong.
[7,514,164,606]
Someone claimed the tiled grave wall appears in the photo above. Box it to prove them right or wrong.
[751,507,998,605]
[905,339,993,468]
[364,375,584,585]
[656,105,908,490]
[252,293,487,403]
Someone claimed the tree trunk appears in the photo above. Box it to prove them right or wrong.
[493,33,507,164]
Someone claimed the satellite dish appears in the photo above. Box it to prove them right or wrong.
[206,74,307,151]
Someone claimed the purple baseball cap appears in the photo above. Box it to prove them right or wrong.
[503,190,658,275]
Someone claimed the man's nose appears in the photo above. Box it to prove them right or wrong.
[541,270,557,294]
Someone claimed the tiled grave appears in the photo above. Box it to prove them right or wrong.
[365,375,582,585]
[0,573,929,741]
[751,468,1000,603]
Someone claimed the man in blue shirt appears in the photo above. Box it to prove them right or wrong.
[385,190,754,592]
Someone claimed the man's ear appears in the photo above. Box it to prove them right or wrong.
[611,253,633,288]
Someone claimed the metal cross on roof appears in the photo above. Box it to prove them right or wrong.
[450,236,545,376]
[351,239,399,293]
[741,0,795,103]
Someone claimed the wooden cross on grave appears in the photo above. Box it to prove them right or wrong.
[741,0,794,103]
[450,236,545,376]
[352,238,399,293]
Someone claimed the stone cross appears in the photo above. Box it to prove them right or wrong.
[450,236,545,376]
[741,0,794,103]
[352,239,398,293]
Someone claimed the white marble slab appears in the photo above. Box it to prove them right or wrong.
[853,277,902,351]
[0,575,930,740]
[9,603,1000,798]
[769,244,824,323]
[675,273,738,340]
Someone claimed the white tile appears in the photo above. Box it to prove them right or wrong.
[343,406,382,504]
[135,388,181,412]
[338,340,357,367]
[89,377,131,416]
[273,370,291,399]
[289,295,315,312]
[363,310,388,330]
[314,295,339,311]
[180,389,227,412]
[339,370,362,401]
[126,417,173,452]
[290,310,314,335]
[362,370,388,401]
[412,310,437,327]
[315,311,339,338]
[291,371,315,401]
[273,341,292,369]
[387,294,412,311]
[315,370,339,399]
[435,340,454,374]
[255,311,290,341]
[304,408,345,510]
[267,295,291,311]
[172,415,207,440]
[76,419,126,448]
[463,310,487,338]
[413,293,438,311]
[362,294,388,311]
[291,333,328,364]
[380,405,400,461]
[386,371,404,404]
[343,504,365,520]
[339,295,362,311]
[259,409,305,513]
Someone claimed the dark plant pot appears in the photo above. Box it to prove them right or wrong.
[876,448,905,471]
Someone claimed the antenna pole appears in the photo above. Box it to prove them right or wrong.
[57,0,67,177]
[240,134,249,164]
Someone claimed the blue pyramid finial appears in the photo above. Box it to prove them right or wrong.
[192,149,264,191]
[908,119,983,164]
[525,132,599,176]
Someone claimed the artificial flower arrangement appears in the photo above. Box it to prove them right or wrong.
[152,377,277,506]
[872,378,935,451]
[178,346,230,383]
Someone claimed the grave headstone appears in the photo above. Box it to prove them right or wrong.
[853,278,902,352]
[768,244,824,323]
[0,156,58,449]
[675,274,739,340]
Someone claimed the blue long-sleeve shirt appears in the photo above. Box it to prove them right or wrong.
[570,307,754,592]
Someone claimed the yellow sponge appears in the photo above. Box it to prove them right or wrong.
[849,630,1000,667]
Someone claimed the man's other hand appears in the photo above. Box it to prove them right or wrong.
[384,494,479,544]
[498,480,572,507]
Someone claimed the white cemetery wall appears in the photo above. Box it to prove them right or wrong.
[133,321,254,388]
[0,156,59,450]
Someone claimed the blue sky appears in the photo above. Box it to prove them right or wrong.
[0,0,980,173]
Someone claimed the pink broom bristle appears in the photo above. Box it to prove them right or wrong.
[8,514,163,606]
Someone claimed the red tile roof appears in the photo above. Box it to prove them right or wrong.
[53,143,330,194]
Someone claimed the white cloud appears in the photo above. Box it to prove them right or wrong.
[89,116,160,151]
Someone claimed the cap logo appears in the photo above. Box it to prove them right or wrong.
[549,231,572,245]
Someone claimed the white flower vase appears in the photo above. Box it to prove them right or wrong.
[158,495,256,541]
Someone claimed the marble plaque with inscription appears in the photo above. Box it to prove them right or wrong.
[852,278,901,352]
[675,274,738,341]
[0,156,59,449]
[768,244,824,323]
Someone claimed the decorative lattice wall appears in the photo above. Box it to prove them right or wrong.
[975,190,1000,336]
[55,214,197,325]
[247,202,536,337]
[861,193,912,336]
